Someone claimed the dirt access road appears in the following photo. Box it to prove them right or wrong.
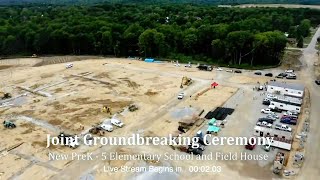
[237,4,320,9]
[296,27,320,179]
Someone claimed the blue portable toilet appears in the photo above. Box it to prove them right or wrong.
[144,58,155,63]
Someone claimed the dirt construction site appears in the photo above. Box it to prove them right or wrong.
[0,41,319,180]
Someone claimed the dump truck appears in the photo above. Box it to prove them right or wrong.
[197,64,212,71]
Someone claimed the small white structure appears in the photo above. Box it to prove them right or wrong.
[66,63,73,69]
[267,82,304,98]
[270,95,302,113]
[254,126,292,150]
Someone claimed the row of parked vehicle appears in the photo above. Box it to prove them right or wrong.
[254,69,297,79]
[258,94,299,132]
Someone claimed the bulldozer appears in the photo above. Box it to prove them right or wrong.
[3,120,16,129]
[128,104,138,112]
[180,76,192,88]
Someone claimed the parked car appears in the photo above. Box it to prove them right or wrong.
[266,94,277,99]
[185,63,192,68]
[284,111,298,116]
[100,124,113,132]
[280,118,297,125]
[216,67,223,71]
[286,73,297,79]
[187,147,203,155]
[275,124,292,132]
[254,72,262,75]
[258,118,274,124]
[234,70,242,73]
[269,105,282,113]
[276,73,287,79]
[256,121,272,128]
[263,99,271,105]
[285,69,294,74]
[111,118,124,127]
[281,115,297,120]
[226,69,233,73]
[265,115,278,121]
[268,112,279,119]
[66,63,73,69]
[315,80,320,85]
[261,108,272,114]
[177,92,185,99]
[265,73,273,77]
[289,110,299,114]
[197,64,212,71]
[245,138,256,150]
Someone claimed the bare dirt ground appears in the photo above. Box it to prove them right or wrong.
[0,34,319,180]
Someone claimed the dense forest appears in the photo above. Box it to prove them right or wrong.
[1,0,320,5]
[0,5,320,66]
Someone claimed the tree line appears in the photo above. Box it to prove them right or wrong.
[1,0,320,5]
[0,4,319,66]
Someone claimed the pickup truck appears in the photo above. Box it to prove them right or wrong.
[111,118,124,128]
[286,73,297,79]
[177,92,185,99]
[275,124,292,132]
[269,105,282,113]
[256,121,272,128]
[261,108,272,114]
[280,118,297,125]
[263,99,271,105]
[266,94,277,99]
[284,111,298,117]
[281,115,297,120]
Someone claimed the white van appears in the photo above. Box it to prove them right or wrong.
[66,63,73,69]
[100,124,113,132]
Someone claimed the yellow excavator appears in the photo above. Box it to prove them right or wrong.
[101,105,112,114]
[180,76,193,88]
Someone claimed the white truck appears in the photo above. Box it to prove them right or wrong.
[111,118,124,128]
[284,111,298,116]
[100,124,113,132]
[275,124,292,132]
[256,121,272,128]
[267,94,277,99]
[66,63,73,69]
[177,92,185,100]
[261,108,272,114]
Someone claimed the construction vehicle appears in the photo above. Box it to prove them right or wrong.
[273,152,285,174]
[197,64,212,71]
[58,132,79,149]
[128,104,138,112]
[1,92,12,100]
[3,121,16,129]
[180,76,192,88]
[101,106,112,114]
[89,126,105,136]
